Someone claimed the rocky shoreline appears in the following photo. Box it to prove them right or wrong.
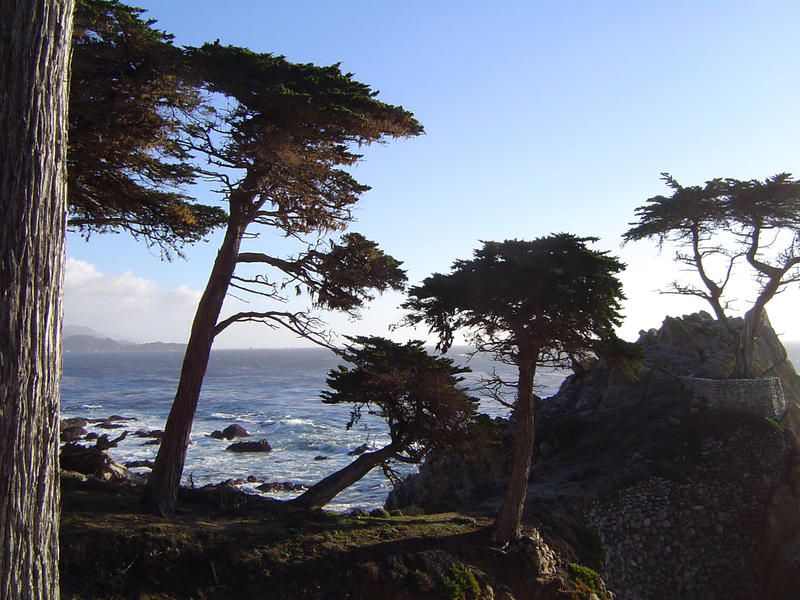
[59,312,800,598]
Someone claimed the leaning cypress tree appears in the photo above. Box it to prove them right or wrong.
[404,234,627,544]
[291,336,479,509]
[144,43,422,516]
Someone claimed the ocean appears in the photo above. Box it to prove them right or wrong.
[61,343,800,511]
[61,347,567,511]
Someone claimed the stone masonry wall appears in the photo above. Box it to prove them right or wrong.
[585,427,794,600]
[680,376,786,420]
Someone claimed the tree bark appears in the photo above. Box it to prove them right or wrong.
[290,444,398,510]
[144,201,248,516]
[0,1,73,597]
[492,360,536,545]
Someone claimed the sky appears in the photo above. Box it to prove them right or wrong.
[65,0,800,348]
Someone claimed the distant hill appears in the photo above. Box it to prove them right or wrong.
[63,334,184,353]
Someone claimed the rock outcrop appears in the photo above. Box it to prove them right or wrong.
[387,312,800,599]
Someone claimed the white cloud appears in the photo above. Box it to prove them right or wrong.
[64,258,200,343]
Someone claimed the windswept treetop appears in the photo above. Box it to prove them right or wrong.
[182,42,423,237]
[624,172,800,377]
[69,0,226,254]
[404,234,627,364]
[322,336,479,463]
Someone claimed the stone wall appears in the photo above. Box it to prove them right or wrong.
[585,427,794,600]
[680,376,787,420]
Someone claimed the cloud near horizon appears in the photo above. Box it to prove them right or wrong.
[64,258,201,343]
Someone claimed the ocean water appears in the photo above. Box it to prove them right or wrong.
[62,343,800,511]
[61,347,567,511]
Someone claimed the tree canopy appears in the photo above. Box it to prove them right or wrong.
[404,234,627,364]
[624,173,800,377]
[68,0,226,255]
[404,234,627,544]
[324,336,478,462]
[291,336,479,509]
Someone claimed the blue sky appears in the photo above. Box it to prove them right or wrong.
[65,0,800,347]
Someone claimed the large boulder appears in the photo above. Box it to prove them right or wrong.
[211,424,251,440]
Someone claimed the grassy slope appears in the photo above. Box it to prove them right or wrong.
[60,478,590,600]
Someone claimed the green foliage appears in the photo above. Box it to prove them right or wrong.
[567,563,609,600]
[763,416,783,432]
[69,0,226,255]
[404,234,627,366]
[322,336,479,463]
[440,563,480,600]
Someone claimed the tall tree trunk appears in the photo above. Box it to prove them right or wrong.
[144,205,247,516]
[492,361,536,545]
[291,444,398,509]
[0,1,73,597]
[739,306,764,379]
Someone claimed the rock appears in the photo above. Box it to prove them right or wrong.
[223,478,246,486]
[246,475,259,483]
[60,426,87,442]
[60,417,88,431]
[370,508,390,518]
[91,415,136,429]
[314,455,328,461]
[256,481,307,493]
[349,508,369,517]
[84,432,98,441]
[95,421,125,429]
[143,439,161,446]
[124,460,154,469]
[348,443,370,456]
[221,424,250,439]
[211,424,251,440]
[134,429,164,439]
[227,439,271,453]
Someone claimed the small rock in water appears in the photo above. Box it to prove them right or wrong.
[95,421,125,429]
[227,439,272,453]
[314,455,328,461]
[348,443,370,456]
[246,475,259,483]
[221,424,250,439]
[211,424,251,440]
[135,429,164,439]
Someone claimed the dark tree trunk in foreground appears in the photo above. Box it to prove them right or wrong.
[492,361,536,545]
[291,444,398,510]
[144,203,247,516]
[0,0,73,597]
